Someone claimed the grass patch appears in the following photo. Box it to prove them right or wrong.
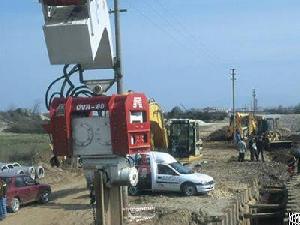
[0,133,51,165]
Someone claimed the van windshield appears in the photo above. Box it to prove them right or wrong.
[169,162,193,174]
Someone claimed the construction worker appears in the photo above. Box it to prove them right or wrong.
[256,136,265,162]
[237,139,247,162]
[0,179,7,220]
[235,129,241,144]
[248,136,257,161]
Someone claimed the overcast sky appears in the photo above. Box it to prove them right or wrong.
[0,0,300,111]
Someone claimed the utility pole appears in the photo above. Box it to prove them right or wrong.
[252,89,256,115]
[111,0,128,218]
[93,2,127,225]
[113,0,124,94]
[231,69,236,142]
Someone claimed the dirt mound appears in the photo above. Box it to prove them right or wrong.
[39,162,84,186]
[206,126,228,141]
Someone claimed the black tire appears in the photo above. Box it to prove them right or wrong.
[128,186,139,196]
[8,197,20,213]
[182,183,197,196]
[39,191,51,204]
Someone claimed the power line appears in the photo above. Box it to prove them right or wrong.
[126,1,225,72]
[127,2,190,53]
[127,2,205,66]
[151,0,225,65]
[140,1,221,66]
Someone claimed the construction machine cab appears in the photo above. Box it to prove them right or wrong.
[257,117,279,133]
[255,115,292,149]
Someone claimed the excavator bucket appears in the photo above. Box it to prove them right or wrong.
[40,0,114,69]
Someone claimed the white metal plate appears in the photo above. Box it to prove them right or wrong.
[42,0,113,68]
[72,117,113,156]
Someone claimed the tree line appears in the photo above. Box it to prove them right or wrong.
[165,106,227,122]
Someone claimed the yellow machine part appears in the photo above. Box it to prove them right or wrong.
[149,100,169,151]
[248,113,257,136]
[227,112,257,139]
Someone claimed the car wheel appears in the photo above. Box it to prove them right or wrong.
[128,186,139,196]
[9,197,20,213]
[182,183,196,196]
[39,191,50,204]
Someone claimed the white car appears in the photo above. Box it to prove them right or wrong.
[129,152,214,196]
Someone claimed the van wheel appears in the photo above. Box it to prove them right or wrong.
[182,183,196,196]
[128,186,139,196]
[8,197,20,213]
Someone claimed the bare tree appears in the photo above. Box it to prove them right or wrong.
[32,100,41,116]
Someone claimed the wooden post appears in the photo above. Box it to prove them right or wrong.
[94,170,124,225]
[95,171,106,225]
[109,186,123,225]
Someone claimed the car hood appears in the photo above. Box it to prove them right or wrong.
[38,183,51,190]
[181,173,214,184]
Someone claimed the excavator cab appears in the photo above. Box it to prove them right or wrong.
[148,100,202,163]
[256,116,292,150]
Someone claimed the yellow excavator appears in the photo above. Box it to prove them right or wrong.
[227,113,292,149]
[255,115,292,149]
[227,112,256,140]
[149,99,202,163]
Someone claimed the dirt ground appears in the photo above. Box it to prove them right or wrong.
[129,142,290,225]
[1,142,292,225]
[1,167,94,225]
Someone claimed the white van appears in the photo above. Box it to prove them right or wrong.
[129,152,214,196]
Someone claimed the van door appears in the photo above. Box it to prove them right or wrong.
[155,164,181,192]
[136,154,152,190]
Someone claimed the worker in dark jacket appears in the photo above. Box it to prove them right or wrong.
[248,136,256,161]
[0,179,7,220]
[256,136,265,162]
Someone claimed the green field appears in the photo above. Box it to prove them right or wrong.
[0,133,52,165]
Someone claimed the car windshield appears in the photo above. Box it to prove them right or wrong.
[169,162,193,174]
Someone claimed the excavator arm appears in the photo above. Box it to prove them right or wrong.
[149,100,169,151]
